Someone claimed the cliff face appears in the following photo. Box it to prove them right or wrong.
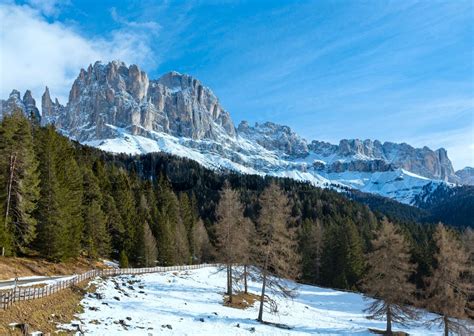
[53,61,235,142]
[306,139,457,181]
[456,167,474,185]
[0,60,465,204]
[0,89,41,122]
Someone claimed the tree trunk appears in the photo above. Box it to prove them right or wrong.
[244,264,248,294]
[257,268,266,322]
[2,154,16,257]
[443,315,449,336]
[386,304,392,335]
[258,252,269,322]
[5,154,16,227]
[229,265,233,303]
[226,265,230,295]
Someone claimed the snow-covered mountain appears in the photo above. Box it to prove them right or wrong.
[455,167,474,186]
[0,60,466,204]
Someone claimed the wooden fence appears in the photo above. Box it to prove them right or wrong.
[0,263,218,310]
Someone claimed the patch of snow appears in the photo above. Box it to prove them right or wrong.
[63,267,448,335]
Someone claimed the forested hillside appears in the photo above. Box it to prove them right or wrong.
[0,111,471,294]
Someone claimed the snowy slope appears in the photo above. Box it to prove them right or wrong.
[2,62,457,205]
[84,126,447,205]
[61,267,448,335]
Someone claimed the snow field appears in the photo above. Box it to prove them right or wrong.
[62,267,444,335]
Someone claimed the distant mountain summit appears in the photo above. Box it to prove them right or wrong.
[1,60,471,203]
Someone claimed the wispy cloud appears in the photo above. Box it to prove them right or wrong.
[0,2,157,103]
[110,7,160,31]
[25,0,69,17]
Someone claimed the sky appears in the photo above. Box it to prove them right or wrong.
[0,0,473,169]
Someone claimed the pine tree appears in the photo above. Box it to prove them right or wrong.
[112,169,136,258]
[82,167,110,258]
[155,176,183,265]
[300,219,324,283]
[255,182,300,322]
[119,250,129,268]
[424,223,471,336]
[0,111,40,255]
[362,219,418,335]
[142,222,158,267]
[55,138,83,259]
[321,219,364,289]
[34,126,64,260]
[192,218,212,263]
[179,192,196,263]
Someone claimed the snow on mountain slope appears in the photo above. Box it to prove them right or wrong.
[1,60,460,205]
[61,267,446,335]
[84,124,447,204]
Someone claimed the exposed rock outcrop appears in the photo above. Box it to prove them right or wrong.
[0,89,41,122]
[455,167,474,185]
[57,61,235,141]
[237,121,308,158]
[0,60,466,205]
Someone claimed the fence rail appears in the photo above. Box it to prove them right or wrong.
[0,263,218,310]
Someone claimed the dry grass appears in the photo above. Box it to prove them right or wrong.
[223,291,260,309]
[0,281,94,335]
[0,256,110,280]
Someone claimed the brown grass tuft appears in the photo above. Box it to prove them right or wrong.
[223,291,260,309]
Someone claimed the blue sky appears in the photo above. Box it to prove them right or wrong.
[1,0,473,169]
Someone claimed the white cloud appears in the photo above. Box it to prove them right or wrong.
[26,0,68,17]
[0,3,156,106]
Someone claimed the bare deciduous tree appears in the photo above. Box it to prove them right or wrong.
[362,219,419,335]
[424,223,472,336]
[254,182,300,323]
[214,181,250,303]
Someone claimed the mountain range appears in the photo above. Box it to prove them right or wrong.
[1,60,472,205]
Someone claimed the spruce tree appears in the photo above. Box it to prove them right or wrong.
[0,111,40,255]
[142,222,158,267]
[192,218,212,263]
[179,192,196,263]
[112,169,136,258]
[155,176,180,265]
[321,220,364,289]
[55,139,83,259]
[34,126,64,260]
[300,219,324,283]
[363,219,418,335]
[82,167,110,258]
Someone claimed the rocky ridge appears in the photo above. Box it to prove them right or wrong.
[1,60,470,203]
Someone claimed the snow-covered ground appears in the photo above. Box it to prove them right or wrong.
[0,275,76,290]
[62,267,446,335]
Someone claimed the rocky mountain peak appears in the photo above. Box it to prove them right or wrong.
[41,86,64,126]
[238,121,309,158]
[0,60,466,203]
[43,61,236,141]
[455,166,474,185]
[0,89,41,122]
